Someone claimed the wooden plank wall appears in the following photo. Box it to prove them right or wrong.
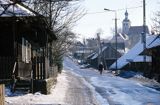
[0,84,5,105]
[0,57,14,79]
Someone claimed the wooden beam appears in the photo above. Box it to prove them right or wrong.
[0,84,5,105]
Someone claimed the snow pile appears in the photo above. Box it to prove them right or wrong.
[110,70,160,91]
[118,70,143,78]
[131,74,160,91]
[5,71,70,105]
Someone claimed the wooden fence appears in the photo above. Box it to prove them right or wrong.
[0,84,5,105]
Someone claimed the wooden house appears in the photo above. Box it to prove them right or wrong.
[109,35,160,82]
[144,35,160,82]
[87,45,122,69]
[0,16,57,94]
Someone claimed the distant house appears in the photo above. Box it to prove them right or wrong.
[70,39,97,64]
[71,41,85,59]
[109,34,160,82]
[106,33,127,54]
[86,38,99,50]
[0,1,57,94]
[87,45,122,69]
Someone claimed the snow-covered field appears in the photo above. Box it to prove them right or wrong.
[5,57,160,105]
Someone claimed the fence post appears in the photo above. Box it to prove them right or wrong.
[0,84,5,105]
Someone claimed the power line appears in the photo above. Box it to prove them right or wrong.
[86,6,142,15]
[86,11,106,14]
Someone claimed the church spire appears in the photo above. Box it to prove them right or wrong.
[122,10,131,34]
[125,10,128,19]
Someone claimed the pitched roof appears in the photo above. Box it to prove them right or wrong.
[119,33,128,40]
[109,35,160,69]
[0,0,34,16]
[75,41,84,47]
[91,46,108,60]
[110,33,128,43]
[128,26,149,35]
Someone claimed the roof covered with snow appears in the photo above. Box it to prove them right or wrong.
[109,35,160,69]
[0,0,34,16]
[110,33,128,43]
[91,46,108,59]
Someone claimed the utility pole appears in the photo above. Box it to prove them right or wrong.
[97,33,101,66]
[115,11,118,71]
[104,8,118,70]
[143,0,146,62]
[49,0,52,28]
[97,33,107,70]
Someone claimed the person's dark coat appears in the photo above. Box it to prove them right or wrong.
[98,63,103,74]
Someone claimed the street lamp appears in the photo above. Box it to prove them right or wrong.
[104,8,118,70]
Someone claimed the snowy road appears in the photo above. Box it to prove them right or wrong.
[5,57,160,105]
[64,57,160,105]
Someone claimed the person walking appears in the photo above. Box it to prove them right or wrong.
[98,62,103,75]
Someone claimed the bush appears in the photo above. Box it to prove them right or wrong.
[54,57,63,73]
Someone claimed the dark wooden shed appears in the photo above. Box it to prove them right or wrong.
[0,16,57,93]
[145,45,160,82]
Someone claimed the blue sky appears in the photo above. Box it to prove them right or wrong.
[73,0,160,40]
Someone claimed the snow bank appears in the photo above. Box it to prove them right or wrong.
[5,71,70,105]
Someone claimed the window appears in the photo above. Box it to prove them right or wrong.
[22,37,31,63]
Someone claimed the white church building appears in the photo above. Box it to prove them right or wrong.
[122,10,150,49]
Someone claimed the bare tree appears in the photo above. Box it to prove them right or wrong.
[1,0,84,72]
[11,0,85,71]
[31,0,85,71]
[51,29,75,57]
[152,4,160,34]
[152,11,160,34]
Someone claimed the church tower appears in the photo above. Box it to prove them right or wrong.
[122,10,131,34]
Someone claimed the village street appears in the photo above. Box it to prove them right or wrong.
[5,57,99,105]
[5,57,160,105]
[0,0,160,105]
[59,69,99,105]
[64,57,160,105]
[5,69,98,105]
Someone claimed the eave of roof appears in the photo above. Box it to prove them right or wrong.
[109,35,160,69]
